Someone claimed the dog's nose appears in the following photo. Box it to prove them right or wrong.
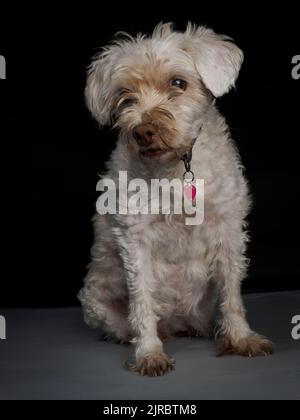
[133,123,157,146]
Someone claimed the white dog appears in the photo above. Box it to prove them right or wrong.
[78,22,273,376]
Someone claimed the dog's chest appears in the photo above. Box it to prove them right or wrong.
[151,218,219,315]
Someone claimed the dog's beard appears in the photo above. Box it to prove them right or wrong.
[127,135,197,166]
[117,108,201,164]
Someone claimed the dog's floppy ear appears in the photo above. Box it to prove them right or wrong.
[184,24,244,97]
[85,50,115,125]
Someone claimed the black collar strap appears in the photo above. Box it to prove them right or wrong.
[180,95,216,173]
[180,128,201,174]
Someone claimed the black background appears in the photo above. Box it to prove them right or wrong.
[0,3,299,307]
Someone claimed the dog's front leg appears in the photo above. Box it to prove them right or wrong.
[115,226,175,376]
[215,227,273,357]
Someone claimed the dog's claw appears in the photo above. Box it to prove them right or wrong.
[217,334,274,358]
[126,352,175,377]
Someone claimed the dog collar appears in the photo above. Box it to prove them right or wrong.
[180,130,201,206]
[180,94,215,179]
[180,128,201,182]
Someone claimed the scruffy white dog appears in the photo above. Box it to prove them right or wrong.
[78,22,273,376]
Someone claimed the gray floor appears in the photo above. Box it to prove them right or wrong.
[0,291,300,400]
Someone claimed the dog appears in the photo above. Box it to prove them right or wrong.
[78,22,273,376]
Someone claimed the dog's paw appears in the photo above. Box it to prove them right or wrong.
[126,352,175,377]
[102,333,132,345]
[217,333,274,357]
[175,327,203,338]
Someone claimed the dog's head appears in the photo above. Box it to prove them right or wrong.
[86,23,243,162]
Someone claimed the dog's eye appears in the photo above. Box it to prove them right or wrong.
[171,79,187,90]
[118,97,137,110]
[122,98,135,106]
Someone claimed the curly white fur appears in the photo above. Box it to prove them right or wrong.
[78,22,273,376]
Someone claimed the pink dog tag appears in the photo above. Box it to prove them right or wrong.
[184,184,196,200]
